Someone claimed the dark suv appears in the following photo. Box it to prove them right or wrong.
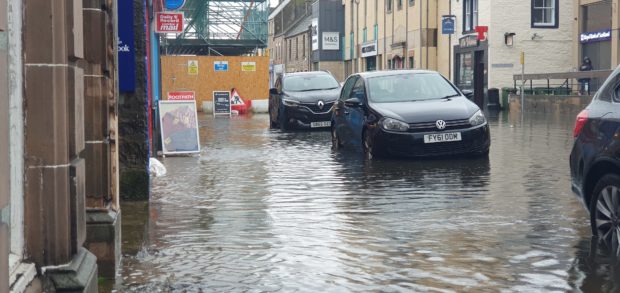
[269,71,341,130]
[570,65,620,254]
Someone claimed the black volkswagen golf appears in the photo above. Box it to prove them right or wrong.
[269,71,341,130]
[331,70,490,158]
[570,65,620,254]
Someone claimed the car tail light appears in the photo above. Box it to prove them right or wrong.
[573,110,589,138]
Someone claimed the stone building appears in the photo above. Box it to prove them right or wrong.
[284,16,312,73]
[1,0,123,291]
[573,0,620,71]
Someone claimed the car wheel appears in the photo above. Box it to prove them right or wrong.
[332,125,343,149]
[590,173,620,255]
[269,109,277,129]
[362,128,375,159]
[278,110,289,131]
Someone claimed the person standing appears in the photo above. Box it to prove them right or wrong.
[579,57,593,95]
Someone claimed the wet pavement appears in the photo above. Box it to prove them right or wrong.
[113,111,620,292]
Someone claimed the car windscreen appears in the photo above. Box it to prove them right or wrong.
[367,73,460,103]
[283,74,340,92]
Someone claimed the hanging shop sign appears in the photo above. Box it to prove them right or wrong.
[360,41,378,58]
[214,61,229,71]
[322,32,340,50]
[168,91,195,101]
[580,29,612,44]
[311,18,319,51]
[241,62,256,72]
[165,0,187,10]
[159,100,201,155]
[213,91,232,116]
[459,35,479,48]
[441,15,456,35]
[118,0,136,92]
[156,12,184,33]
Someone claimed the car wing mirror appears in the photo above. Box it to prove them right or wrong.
[269,88,280,95]
[344,97,362,107]
[461,89,473,99]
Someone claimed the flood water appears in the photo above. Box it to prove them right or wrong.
[114,111,620,292]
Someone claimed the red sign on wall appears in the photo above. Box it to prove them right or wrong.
[156,12,184,33]
[168,91,195,101]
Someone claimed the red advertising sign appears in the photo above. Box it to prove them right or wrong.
[168,91,195,101]
[156,12,184,33]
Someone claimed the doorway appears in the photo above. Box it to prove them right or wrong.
[473,50,485,109]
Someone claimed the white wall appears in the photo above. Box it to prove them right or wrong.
[449,0,574,89]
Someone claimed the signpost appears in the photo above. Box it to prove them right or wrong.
[156,12,184,34]
[213,91,232,116]
[442,14,456,80]
[214,61,229,72]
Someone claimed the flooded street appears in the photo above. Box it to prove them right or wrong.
[115,111,620,292]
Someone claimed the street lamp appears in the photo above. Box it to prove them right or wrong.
[504,32,516,47]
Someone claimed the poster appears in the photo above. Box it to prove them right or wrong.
[155,12,184,33]
[214,61,229,71]
[311,18,319,51]
[241,62,256,72]
[188,60,198,75]
[213,91,231,116]
[159,100,201,155]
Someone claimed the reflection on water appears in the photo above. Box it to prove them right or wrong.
[115,112,616,292]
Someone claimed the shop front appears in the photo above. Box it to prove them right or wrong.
[361,41,378,71]
[454,35,488,108]
[579,1,612,70]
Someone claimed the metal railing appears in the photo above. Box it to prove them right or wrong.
[512,70,613,96]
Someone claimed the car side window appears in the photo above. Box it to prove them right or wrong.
[350,78,366,101]
[614,83,620,103]
[340,76,358,102]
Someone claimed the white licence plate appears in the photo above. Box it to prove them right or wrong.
[311,121,331,128]
[424,132,462,143]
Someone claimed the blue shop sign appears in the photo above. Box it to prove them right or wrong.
[580,29,612,44]
[442,16,455,35]
[118,0,135,92]
[165,0,186,10]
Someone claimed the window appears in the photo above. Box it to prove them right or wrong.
[409,0,414,6]
[340,76,358,101]
[351,78,366,100]
[463,0,478,33]
[387,0,392,13]
[409,56,414,69]
[363,28,367,42]
[302,35,306,57]
[532,0,558,28]
[288,39,292,60]
[296,38,298,60]
[397,0,402,10]
[374,24,378,40]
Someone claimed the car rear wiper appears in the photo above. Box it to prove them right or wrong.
[440,94,460,99]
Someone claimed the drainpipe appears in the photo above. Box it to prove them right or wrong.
[145,0,153,156]
[150,2,162,154]
[425,0,428,69]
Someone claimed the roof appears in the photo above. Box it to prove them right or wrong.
[356,69,439,79]
[285,15,312,38]
[284,71,332,78]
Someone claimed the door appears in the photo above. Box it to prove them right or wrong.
[473,51,485,108]
[343,78,367,145]
[335,76,358,144]
[366,57,376,71]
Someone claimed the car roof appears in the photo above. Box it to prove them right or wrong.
[284,71,333,78]
[355,69,439,79]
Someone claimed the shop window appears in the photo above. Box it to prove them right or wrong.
[387,0,392,13]
[409,56,414,69]
[463,0,478,33]
[531,0,558,28]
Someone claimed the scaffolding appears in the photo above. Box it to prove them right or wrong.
[162,0,269,56]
